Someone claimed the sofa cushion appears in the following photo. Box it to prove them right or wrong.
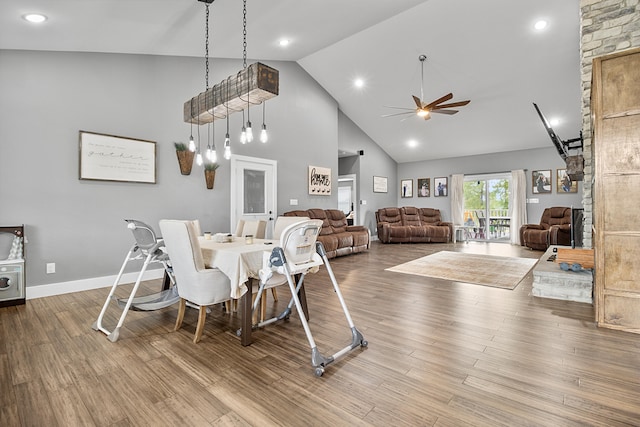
[376,208,402,225]
[400,206,421,226]
[306,208,333,236]
[418,208,442,224]
[325,209,348,234]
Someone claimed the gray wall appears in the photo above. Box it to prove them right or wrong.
[0,50,337,287]
[337,111,397,235]
[398,147,583,223]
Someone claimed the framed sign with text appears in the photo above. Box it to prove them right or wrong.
[79,131,156,184]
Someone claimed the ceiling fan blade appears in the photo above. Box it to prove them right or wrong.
[383,105,416,111]
[412,95,423,109]
[381,111,414,118]
[433,100,470,109]
[430,109,459,115]
[424,93,453,109]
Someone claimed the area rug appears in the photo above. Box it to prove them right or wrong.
[385,251,538,289]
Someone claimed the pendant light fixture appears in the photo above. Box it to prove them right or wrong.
[240,0,253,143]
[202,2,217,164]
[195,113,203,166]
[260,101,268,143]
[188,98,196,152]
[184,0,278,151]
[224,77,231,160]
[240,110,247,144]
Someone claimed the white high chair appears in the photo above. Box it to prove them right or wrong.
[249,219,367,376]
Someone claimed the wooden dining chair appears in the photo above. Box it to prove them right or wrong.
[159,220,231,343]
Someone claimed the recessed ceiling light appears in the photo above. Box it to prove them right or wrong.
[550,118,560,126]
[354,78,364,88]
[408,139,418,148]
[534,20,548,30]
[279,39,290,47]
[23,13,47,23]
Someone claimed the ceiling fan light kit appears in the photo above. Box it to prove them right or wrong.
[383,54,470,121]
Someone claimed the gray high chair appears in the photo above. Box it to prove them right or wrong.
[92,219,179,342]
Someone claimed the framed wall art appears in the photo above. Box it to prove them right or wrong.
[401,179,413,198]
[417,178,430,197]
[434,177,448,197]
[308,165,331,195]
[79,131,156,183]
[532,169,552,194]
[373,176,388,193]
[556,168,578,193]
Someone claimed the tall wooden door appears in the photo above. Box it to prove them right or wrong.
[593,47,640,333]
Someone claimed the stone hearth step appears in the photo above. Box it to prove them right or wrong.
[532,245,593,304]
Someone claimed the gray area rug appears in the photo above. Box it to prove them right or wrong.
[386,251,538,289]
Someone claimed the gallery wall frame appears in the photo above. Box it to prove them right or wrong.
[417,178,430,197]
[401,179,413,198]
[373,176,388,193]
[79,131,156,184]
[557,168,578,193]
[434,177,448,197]
[532,169,552,194]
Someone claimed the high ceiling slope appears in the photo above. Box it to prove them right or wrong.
[0,0,581,163]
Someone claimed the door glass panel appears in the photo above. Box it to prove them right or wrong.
[463,176,510,241]
[463,180,487,239]
[338,186,352,215]
[243,169,265,214]
[488,178,510,240]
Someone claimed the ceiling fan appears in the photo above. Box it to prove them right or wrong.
[383,54,470,121]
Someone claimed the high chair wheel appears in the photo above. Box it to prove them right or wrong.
[314,367,325,377]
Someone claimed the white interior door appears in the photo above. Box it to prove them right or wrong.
[338,174,357,224]
[230,155,277,238]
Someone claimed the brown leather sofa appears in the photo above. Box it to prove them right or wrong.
[519,206,572,250]
[283,209,370,258]
[375,207,453,243]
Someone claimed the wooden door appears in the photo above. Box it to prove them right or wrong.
[593,47,640,333]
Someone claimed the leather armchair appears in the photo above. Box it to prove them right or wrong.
[520,207,572,250]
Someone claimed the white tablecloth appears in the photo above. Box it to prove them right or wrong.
[199,237,278,299]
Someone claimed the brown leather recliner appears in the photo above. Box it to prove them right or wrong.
[520,207,572,250]
[375,207,452,243]
[283,209,370,258]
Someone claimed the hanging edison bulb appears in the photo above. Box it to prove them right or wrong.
[260,101,268,143]
[224,133,231,159]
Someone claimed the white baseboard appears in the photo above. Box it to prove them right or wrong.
[26,268,165,299]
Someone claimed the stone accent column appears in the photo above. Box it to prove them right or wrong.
[580,0,640,248]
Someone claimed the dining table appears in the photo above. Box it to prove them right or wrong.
[197,236,309,346]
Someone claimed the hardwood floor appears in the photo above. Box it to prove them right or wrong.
[2,242,639,426]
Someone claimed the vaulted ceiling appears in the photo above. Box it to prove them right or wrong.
[0,0,582,163]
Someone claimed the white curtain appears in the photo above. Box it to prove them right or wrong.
[509,169,527,245]
[450,174,465,226]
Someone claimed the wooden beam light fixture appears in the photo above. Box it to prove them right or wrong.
[183,62,279,125]
[184,0,278,126]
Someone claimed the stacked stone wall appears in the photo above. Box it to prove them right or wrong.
[579,0,640,248]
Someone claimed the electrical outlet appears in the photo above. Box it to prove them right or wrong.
[528,198,539,204]
[46,263,55,274]
[290,199,298,206]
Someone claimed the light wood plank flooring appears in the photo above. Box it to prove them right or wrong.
[1,242,639,426]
